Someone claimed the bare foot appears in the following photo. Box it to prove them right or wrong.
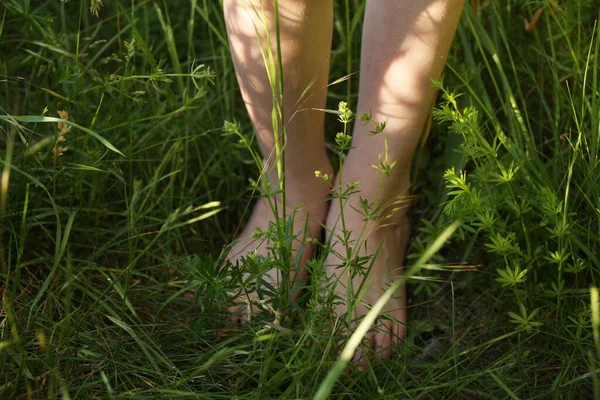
[324,172,411,368]
[228,162,333,322]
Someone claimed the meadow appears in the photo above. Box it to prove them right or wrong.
[1,0,599,398]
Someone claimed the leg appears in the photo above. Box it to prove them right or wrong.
[224,0,334,319]
[325,0,464,364]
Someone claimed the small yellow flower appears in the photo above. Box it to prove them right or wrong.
[314,170,331,184]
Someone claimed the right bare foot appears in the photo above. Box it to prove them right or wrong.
[324,170,412,368]
[228,161,333,323]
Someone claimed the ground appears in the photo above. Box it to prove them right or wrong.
[0,0,598,398]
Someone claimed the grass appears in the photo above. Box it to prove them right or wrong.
[1,0,599,398]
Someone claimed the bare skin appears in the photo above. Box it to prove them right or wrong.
[325,0,464,365]
[223,0,463,360]
[223,0,334,321]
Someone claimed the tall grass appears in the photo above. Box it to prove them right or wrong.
[0,0,598,398]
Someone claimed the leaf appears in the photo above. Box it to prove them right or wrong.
[508,312,522,321]
[0,115,124,156]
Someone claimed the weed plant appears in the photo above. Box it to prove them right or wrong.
[0,0,599,398]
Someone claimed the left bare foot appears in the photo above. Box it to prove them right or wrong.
[228,159,333,323]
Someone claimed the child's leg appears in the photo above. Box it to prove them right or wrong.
[223,0,334,319]
[325,0,463,362]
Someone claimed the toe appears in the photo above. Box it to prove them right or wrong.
[374,321,394,360]
[336,326,373,372]
[355,334,374,372]
[394,319,406,344]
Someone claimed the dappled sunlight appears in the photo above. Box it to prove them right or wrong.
[223,0,333,157]
[358,0,464,144]
[2,0,595,396]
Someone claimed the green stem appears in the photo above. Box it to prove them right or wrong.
[273,0,286,217]
[345,0,352,106]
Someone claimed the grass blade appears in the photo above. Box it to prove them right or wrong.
[314,220,460,400]
[0,115,124,156]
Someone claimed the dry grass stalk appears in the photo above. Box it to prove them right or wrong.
[53,110,71,171]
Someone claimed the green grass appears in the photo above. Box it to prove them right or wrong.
[1,0,599,398]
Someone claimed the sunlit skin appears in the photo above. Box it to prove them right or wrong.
[223,0,464,364]
[223,0,334,321]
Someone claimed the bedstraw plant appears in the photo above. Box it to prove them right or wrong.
[0,0,598,398]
